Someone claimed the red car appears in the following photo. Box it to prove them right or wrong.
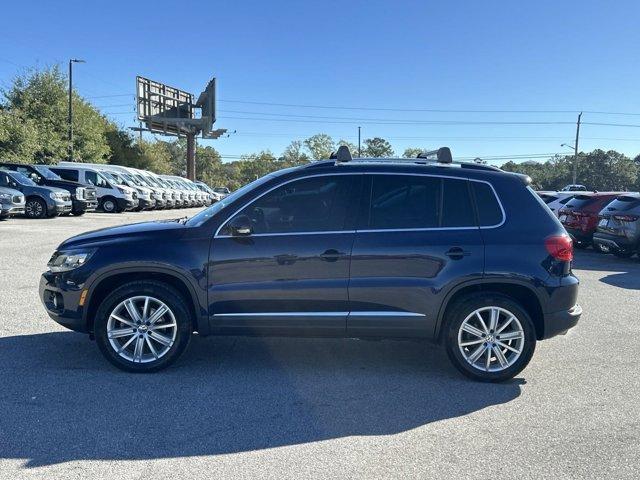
[558,193,620,248]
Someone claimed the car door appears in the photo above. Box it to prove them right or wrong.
[208,173,363,336]
[347,174,485,339]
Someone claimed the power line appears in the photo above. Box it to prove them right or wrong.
[218,98,640,117]
[86,93,132,99]
[218,115,576,126]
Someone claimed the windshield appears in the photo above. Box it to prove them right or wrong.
[100,171,123,185]
[33,165,62,180]
[10,171,37,187]
[186,174,275,227]
[135,175,152,187]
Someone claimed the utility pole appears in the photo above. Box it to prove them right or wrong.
[68,59,85,161]
[358,126,361,158]
[573,112,582,185]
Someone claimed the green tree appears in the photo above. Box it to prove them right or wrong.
[281,140,310,166]
[304,133,334,160]
[2,65,111,163]
[0,110,39,162]
[402,147,423,158]
[363,137,394,157]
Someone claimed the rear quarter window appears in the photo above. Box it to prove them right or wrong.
[471,182,504,226]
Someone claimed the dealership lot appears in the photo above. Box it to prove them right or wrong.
[0,211,638,479]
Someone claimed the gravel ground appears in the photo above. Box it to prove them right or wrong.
[0,210,638,479]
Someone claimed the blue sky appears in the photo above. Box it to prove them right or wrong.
[1,0,639,163]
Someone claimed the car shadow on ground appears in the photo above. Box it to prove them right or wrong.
[573,250,640,290]
[0,331,523,467]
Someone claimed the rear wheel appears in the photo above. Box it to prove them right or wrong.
[94,281,192,372]
[24,197,47,219]
[444,293,536,382]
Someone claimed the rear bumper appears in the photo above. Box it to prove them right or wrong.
[542,304,582,339]
[564,227,593,244]
[593,232,638,252]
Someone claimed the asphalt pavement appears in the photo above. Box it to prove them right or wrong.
[0,210,638,479]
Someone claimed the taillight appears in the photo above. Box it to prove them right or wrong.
[545,235,573,261]
[613,214,639,222]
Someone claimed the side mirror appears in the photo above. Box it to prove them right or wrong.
[228,215,252,236]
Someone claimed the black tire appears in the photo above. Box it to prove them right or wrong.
[24,197,48,219]
[444,293,536,382]
[94,281,193,372]
[100,196,120,213]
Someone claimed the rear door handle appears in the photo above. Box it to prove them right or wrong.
[445,247,471,260]
[320,249,343,262]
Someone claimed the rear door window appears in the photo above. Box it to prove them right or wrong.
[441,178,475,227]
[368,175,440,229]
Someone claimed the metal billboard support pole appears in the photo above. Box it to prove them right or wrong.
[186,133,196,180]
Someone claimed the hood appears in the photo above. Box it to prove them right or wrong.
[45,186,70,195]
[0,186,23,197]
[59,218,188,250]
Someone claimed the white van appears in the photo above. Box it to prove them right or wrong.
[50,165,138,213]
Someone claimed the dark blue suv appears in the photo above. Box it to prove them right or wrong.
[39,148,581,381]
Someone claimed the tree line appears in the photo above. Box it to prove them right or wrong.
[1,66,639,192]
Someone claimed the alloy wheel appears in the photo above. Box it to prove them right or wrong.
[457,306,525,372]
[106,296,177,363]
[25,200,43,218]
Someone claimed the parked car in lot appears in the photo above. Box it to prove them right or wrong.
[0,162,98,216]
[50,165,138,213]
[194,180,220,203]
[593,193,640,258]
[537,191,576,217]
[39,147,581,382]
[213,186,231,199]
[561,184,587,192]
[558,192,620,248]
[0,186,25,219]
[0,169,71,218]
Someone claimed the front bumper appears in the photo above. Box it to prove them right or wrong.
[39,272,87,333]
[543,304,582,339]
[54,201,73,214]
[138,198,155,210]
[1,203,25,217]
[116,197,138,211]
[72,198,98,213]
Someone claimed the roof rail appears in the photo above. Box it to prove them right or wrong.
[417,147,452,164]
[330,145,353,162]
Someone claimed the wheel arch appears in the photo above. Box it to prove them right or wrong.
[83,266,207,335]
[435,280,545,341]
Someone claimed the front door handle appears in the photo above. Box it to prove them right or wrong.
[320,249,343,262]
[445,247,471,260]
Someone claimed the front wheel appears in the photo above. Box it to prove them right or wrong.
[25,197,48,219]
[444,293,536,382]
[94,281,192,372]
[100,197,120,213]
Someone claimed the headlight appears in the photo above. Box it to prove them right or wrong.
[50,191,64,200]
[76,187,85,199]
[0,193,11,203]
[48,249,95,273]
